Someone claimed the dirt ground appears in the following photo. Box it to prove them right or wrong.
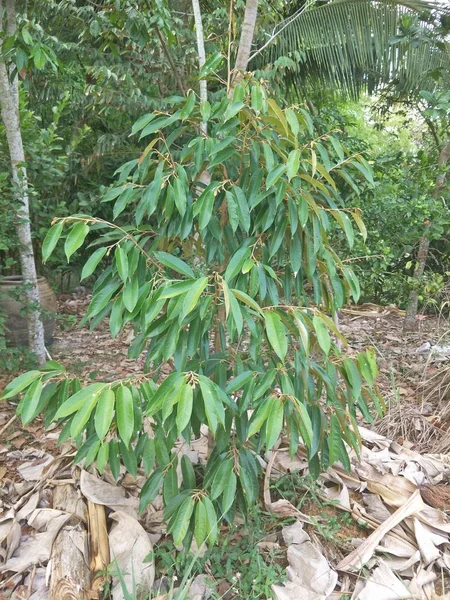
[1,295,450,599]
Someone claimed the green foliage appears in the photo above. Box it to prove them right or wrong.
[2,81,382,546]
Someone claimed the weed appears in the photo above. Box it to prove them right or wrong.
[153,506,288,599]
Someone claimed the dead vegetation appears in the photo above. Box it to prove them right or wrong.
[1,295,450,599]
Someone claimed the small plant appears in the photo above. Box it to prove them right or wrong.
[2,79,383,546]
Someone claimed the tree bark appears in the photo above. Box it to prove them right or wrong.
[404,139,450,331]
[191,0,207,136]
[231,0,259,86]
[0,0,46,365]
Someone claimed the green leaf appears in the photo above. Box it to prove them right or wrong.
[295,400,313,449]
[203,496,218,545]
[115,247,129,282]
[329,414,342,465]
[247,397,272,439]
[176,383,194,434]
[116,385,134,447]
[21,379,43,425]
[2,370,42,399]
[96,442,109,474]
[344,358,362,399]
[224,246,251,282]
[123,278,139,312]
[132,113,156,135]
[199,51,223,77]
[181,454,196,490]
[287,149,300,181]
[81,247,107,281]
[64,222,89,262]
[199,377,219,434]
[226,371,254,394]
[221,470,237,514]
[55,383,105,420]
[42,221,64,263]
[266,164,286,190]
[231,289,264,316]
[233,186,251,232]
[181,277,208,320]
[194,500,208,547]
[154,251,195,278]
[351,210,367,242]
[139,469,163,512]
[265,311,288,360]
[95,387,115,440]
[266,398,284,449]
[211,459,233,500]
[171,496,195,546]
[180,91,196,121]
[313,315,331,355]
[70,386,100,438]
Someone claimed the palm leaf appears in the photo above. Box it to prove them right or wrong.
[258,0,449,98]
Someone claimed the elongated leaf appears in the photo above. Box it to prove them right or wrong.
[266,398,284,449]
[287,149,300,181]
[181,277,208,320]
[21,379,43,425]
[176,383,194,434]
[295,400,313,449]
[64,222,89,262]
[2,370,42,399]
[194,500,207,547]
[116,385,134,447]
[329,414,342,465]
[55,383,105,420]
[115,247,129,282]
[172,496,195,546]
[70,386,100,438]
[139,469,163,512]
[313,315,331,355]
[123,278,139,312]
[154,251,195,278]
[221,470,237,514]
[95,387,115,440]
[265,311,288,360]
[42,220,64,263]
[266,164,286,190]
[247,397,272,439]
[81,247,107,281]
[203,496,218,545]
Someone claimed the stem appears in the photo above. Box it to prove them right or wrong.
[191,0,207,136]
[231,0,259,88]
[155,25,186,96]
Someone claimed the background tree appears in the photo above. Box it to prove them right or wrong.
[0,0,46,365]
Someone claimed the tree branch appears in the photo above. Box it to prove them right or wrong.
[155,25,186,96]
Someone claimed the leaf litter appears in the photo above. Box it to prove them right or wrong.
[1,297,450,598]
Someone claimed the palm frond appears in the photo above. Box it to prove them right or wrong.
[259,0,449,98]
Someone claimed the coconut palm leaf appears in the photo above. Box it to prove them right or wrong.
[257,0,449,98]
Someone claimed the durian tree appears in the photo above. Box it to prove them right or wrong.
[2,76,382,547]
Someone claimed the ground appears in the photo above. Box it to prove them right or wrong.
[1,295,450,599]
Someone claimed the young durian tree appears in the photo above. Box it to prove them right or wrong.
[2,75,382,547]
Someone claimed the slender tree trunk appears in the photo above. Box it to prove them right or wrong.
[0,0,46,365]
[191,0,207,136]
[231,0,259,86]
[404,139,450,331]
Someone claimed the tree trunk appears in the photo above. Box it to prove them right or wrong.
[191,0,207,136]
[0,0,46,365]
[232,0,259,86]
[404,139,450,331]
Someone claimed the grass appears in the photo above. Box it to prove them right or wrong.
[104,471,368,600]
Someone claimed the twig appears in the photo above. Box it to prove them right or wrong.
[0,413,17,437]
